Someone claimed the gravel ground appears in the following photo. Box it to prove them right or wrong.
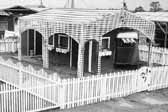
[43,88,168,112]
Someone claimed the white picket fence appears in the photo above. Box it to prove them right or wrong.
[55,66,168,109]
[0,56,60,87]
[0,83,56,112]
[139,45,168,65]
[59,70,140,109]
[0,56,61,112]
[149,66,168,91]
[1,49,168,111]
[1,65,168,111]
[0,69,141,111]
[0,39,18,53]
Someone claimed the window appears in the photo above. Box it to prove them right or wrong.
[58,34,69,50]
[0,31,4,40]
[102,37,110,50]
[48,35,54,45]
[0,21,8,31]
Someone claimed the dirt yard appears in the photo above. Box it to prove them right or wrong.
[43,88,168,112]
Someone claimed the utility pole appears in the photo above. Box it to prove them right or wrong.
[122,0,128,10]
[39,0,45,8]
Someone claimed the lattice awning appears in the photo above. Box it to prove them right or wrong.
[19,8,155,43]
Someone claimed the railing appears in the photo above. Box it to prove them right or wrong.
[0,39,18,53]
[139,45,168,65]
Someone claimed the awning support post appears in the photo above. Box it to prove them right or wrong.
[77,26,85,78]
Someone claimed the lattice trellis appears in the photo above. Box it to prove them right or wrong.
[19,9,155,42]
[18,9,155,77]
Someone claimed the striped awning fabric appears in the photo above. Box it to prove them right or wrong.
[121,38,136,43]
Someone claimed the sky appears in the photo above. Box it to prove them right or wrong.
[0,0,168,10]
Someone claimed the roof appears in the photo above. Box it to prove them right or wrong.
[27,7,50,12]
[19,9,155,42]
[0,5,49,13]
[20,8,121,24]
[136,12,168,22]
[0,10,9,16]
[3,5,37,12]
[24,5,50,12]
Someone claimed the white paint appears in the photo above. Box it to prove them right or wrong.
[88,41,92,72]
[117,32,138,39]
[27,30,29,56]
[34,30,36,55]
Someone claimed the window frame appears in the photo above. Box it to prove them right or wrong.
[58,34,70,50]
[102,37,110,50]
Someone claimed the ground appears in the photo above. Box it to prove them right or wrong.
[43,88,168,112]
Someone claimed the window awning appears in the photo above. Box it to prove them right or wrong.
[117,32,138,39]
[121,38,136,43]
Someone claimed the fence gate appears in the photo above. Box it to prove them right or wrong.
[137,67,151,92]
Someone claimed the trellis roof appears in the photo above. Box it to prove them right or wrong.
[19,8,155,42]
[20,8,119,24]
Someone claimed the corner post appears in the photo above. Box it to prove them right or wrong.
[43,22,49,68]
[97,37,102,75]
[77,25,85,78]
[43,37,49,68]
[18,20,22,61]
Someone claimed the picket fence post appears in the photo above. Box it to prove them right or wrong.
[19,62,23,86]
[101,74,107,101]
[59,79,66,109]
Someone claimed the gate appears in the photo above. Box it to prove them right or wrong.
[137,67,151,92]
